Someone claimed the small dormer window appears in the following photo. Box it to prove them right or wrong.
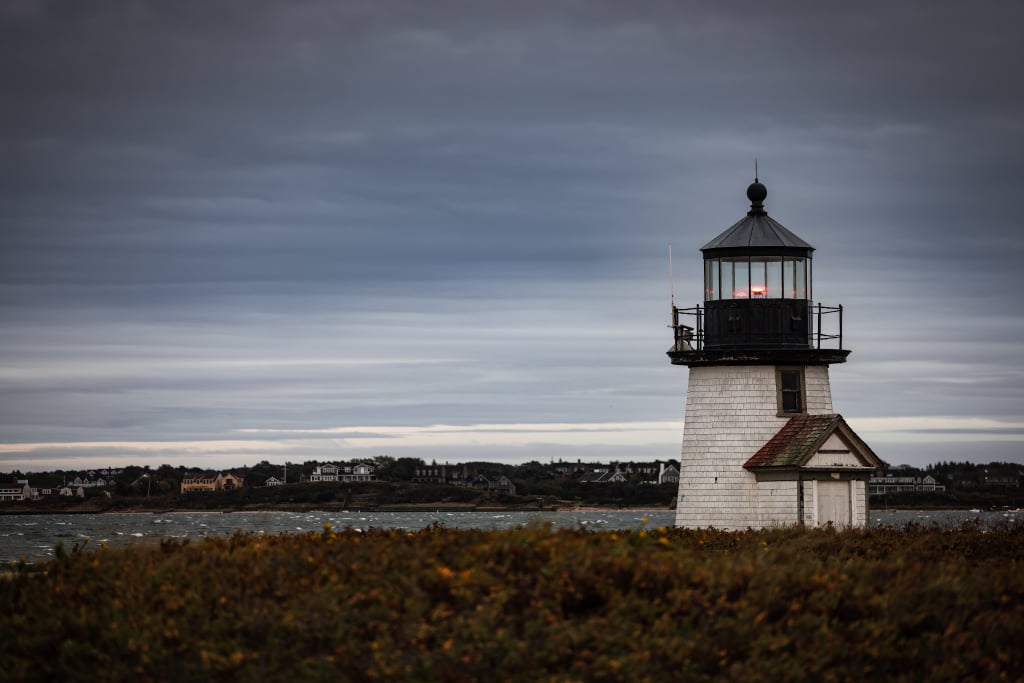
[777,367,805,414]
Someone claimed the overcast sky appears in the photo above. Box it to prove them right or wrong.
[2,0,1023,472]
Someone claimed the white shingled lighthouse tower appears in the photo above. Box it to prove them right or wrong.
[668,178,881,529]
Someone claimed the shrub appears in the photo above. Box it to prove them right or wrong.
[1,525,1022,682]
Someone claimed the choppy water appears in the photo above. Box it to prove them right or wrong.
[1,508,1019,564]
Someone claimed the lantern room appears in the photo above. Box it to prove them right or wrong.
[701,179,813,349]
[669,179,847,364]
[703,254,810,301]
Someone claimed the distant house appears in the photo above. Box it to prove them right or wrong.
[552,460,587,478]
[342,463,376,482]
[59,486,86,498]
[0,480,33,502]
[868,473,946,495]
[308,462,377,483]
[606,470,628,483]
[413,464,467,486]
[576,466,609,483]
[66,473,110,488]
[629,462,660,480]
[628,461,680,485]
[469,474,517,496]
[492,475,516,496]
[578,468,627,484]
[658,463,680,485]
[264,476,283,487]
[181,473,219,493]
[219,473,244,490]
[180,472,245,494]
[310,464,340,482]
[469,474,491,490]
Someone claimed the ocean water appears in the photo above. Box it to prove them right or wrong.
[0,508,1019,564]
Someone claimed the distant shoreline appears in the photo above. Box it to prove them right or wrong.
[0,502,676,516]
[2,503,1019,516]
[3,485,1022,517]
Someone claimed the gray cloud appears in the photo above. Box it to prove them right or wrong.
[2,1,1023,469]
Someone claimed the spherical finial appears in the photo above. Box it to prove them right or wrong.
[746,179,767,215]
[746,180,767,203]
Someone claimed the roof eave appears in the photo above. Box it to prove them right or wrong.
[702,245,814,259]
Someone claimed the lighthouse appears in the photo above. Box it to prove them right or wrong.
[668,178,881,529]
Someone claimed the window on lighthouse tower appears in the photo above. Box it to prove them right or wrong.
[777,368,805,414]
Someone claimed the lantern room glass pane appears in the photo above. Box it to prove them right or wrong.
[766,259,782,298]
[750,259,767,298]
[793,258,806,299]
[733,260,749,298]
[720,259,734,300]
[710,259,720,300]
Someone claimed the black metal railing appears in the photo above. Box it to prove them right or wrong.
[671,302,843,352]
[813,304,843,350]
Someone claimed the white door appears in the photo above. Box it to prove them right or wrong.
[817,480,851,527]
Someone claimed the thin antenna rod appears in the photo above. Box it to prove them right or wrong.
[754,158,759,182]
[668,245,681,334]
[669,244,674,307]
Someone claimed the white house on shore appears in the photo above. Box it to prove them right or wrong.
[0,480,33,502]
[309,462,377,483]
[0,480,65,502]
[868,473,945,495]
[310,464,341,482]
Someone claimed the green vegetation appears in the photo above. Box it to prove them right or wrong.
[2,524,1022,682]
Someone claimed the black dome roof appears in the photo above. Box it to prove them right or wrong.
[701,181,814,258]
